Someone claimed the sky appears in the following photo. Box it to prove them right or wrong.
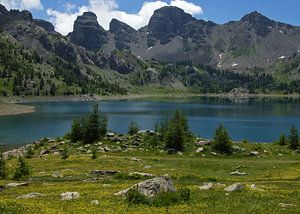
[0,0,299,35]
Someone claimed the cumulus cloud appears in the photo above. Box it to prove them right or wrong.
[0,0,43,10]
[47,0,203,35]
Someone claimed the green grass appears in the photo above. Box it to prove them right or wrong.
[0,142,300,213]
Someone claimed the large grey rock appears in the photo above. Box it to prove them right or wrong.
[199,183,214,190]
[61,192,80,201]
[129,172,155,177]
[16,192,42,199]
[115,176,175,197]
[224,183,244,192]
[6,182,28,188]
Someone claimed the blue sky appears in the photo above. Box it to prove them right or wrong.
[1,0,299,35]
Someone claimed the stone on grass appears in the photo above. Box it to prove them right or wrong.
[230,171,247,176]
[91,200,100,205]
[199,183,214,190]
[115,176,175,197]
[52,171,63,178]
[6,182,28,188]
[129,172,155,177]
[224,183,244,192]
[61,192,80,201]
[16,192,42,199]
[249,151,259,156]
[196,147,204,153]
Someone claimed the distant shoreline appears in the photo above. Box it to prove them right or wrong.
[1,92,300,104]
[0,92,299,116]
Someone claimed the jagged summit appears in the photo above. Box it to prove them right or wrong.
[69,11,107,51]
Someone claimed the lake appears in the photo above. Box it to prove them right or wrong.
[1,97,300,146]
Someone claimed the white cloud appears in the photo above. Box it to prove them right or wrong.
[170,0,203,15]
[47,0,203,35]
[0,0,43,10]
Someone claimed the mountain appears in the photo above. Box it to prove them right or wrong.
[0,4,300,97]
[69,12,107,51]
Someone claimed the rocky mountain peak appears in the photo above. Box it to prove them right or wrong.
[69,11,107,51]
[147,6,195,46]
[241,11,275,26]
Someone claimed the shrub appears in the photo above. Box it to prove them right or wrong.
[152,191,179,207]
[211,124,232,154]
[179,188,191,202]
[0,152,7,179]
[289,127,299,150]
[70,120,82,143]
[125,188,148,205]
[91,146,97,160]
[61,145,69,160]
[25,146,35,159]
[13,157,29,180]
[128,122,140,135]
[279,134,286,146]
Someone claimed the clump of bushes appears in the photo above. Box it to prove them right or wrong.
[125,188,191,207]
[211,124,233,154]
[61,144,69,160]
[69,104,108,144]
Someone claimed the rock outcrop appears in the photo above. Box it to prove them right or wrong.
[69,12,107,51]
[115,176,175,197]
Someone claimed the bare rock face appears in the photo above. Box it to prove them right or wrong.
[109,19,137,50]
[6,182,28,188]
[115,176,175,197]
[33,19,55,32]
[69,12,107,51]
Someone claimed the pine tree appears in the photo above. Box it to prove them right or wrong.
[61,144,69,160]
[0,152,7,179]
[128,122,139,135]
[165,111,191,152]
[83,105,101,144]
[13,157,29,180]
[289,126,299,150]
[211,124,232,154]
[70,120,82,143]
[91,146,97,160]
[279,134,286,146]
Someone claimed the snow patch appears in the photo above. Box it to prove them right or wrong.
[232,63,238,67]
[147,47,153,51]
[297,49,300,53]
[219,53,223,60]
[179,36,183,40]
[278,56,286,59]
[279,30,283,34]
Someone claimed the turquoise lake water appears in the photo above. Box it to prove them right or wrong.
[1,97,300,145]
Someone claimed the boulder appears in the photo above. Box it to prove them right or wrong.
[230,171,247,176]
[115,176,175,197]
[249,151,259,156]
[196,147,204,153]
[61,192,80,201]
[16,192,42,199]
[224,183,244,192]
[91,200,100,205]
[52,171,63,178]
[6,182,28,188]
[199,183,214,190]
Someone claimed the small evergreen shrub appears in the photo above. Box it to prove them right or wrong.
[128,122,140,135]
[0,152,7,179]
[13,157,29,180]
[125,188,148,205]
[61,145,69,160]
